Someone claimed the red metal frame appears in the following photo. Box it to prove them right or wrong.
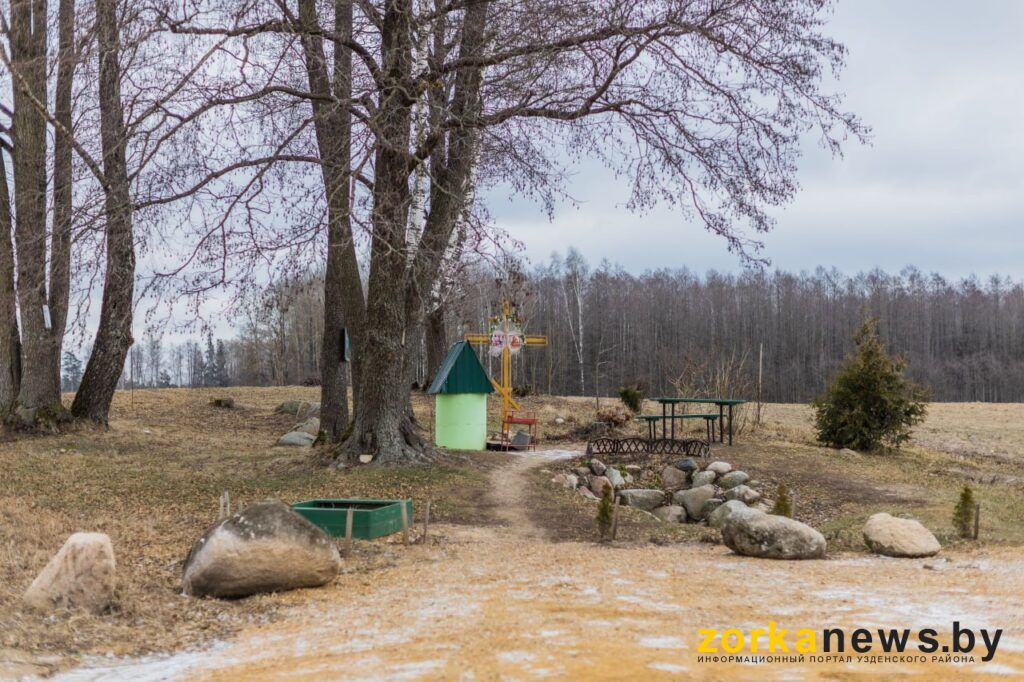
[500,411,539,451]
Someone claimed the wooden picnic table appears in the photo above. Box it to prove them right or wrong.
[652,397,746,445]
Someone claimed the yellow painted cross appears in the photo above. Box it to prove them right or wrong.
[465,300,547,425]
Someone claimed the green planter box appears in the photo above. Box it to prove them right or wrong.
[291,499,413,540]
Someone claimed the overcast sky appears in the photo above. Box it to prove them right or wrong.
[486,0,1024,279]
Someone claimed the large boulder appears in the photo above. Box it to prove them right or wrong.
[708,500,750,530]
[183,501,341,598]
[718,471,750,490]
[862,513,941,558]
[706,461,732,476]
[618,488,666,512]
[721,509,826,560]
[589,458,607,476]
[660,466,689,491]
[652,505,686,523]
[690,470,717,488]
[723,484,761,505]
[673,484,716,521]
[23,533,116,614]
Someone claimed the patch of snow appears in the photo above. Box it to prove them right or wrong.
[647,662,687,673]
[637,636,685,649]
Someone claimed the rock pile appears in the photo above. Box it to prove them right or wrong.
[552,455,828,559]
[553,457,768,524]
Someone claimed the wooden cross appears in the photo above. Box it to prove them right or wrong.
[465,300,547,424]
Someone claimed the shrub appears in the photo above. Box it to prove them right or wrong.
[812,318,928,451]
[596,404,632,428]
[771,483,792,518]
[596,484,614,541]
[952,485,976,539]
[618,384,644,414]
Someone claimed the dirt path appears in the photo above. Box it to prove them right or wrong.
[61,452,1024,681]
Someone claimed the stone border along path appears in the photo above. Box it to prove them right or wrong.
[59,450,1024,681]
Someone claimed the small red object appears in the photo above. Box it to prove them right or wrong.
[500,411,538,451]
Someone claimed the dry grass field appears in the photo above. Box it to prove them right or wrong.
[2,388,1023,678]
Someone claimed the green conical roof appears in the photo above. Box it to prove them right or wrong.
[427,341,494,395]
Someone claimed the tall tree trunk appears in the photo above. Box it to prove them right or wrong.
[299,0,365,443]
[71,0,135,423]
[424,304,447,381]
[343,0,424,464]
[49,0,76,390]
[0,149,20,411]
[10,0,63,421]
[401,0,488,391]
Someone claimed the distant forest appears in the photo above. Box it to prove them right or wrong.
[89,254,1024,403]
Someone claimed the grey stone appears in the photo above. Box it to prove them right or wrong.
[573,466,592,479]
[277,431,315,447]
[675,457,698,472]
[706,461,732,475]
[718,471,750,489]
[721,509,827,560]
[708,500,750,530]
[618,488,666,512]
[294,418,320,437]
[604,467,625,489]
[578,487,598,500]
[590,476,613,497]
[700,498,725,520]
[589,458,607,476]
[550,473,578,489]
[862,513,941,558]
[661,466,689,491]
[182,501,340,598]
[23,533,116,614]
[275,400,303,415]
[723,485,761,504]
[690,470,717,488]
[673,484,716,521]
[652,505,686,523]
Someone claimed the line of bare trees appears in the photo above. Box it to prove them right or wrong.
[148,258,1024,404]
[2,0,866,463]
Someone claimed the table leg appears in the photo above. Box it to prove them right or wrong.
[729,405,734,446]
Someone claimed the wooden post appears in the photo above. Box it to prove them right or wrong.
[973,502,980,540]
[421,500,431,544]
[610,495,620,541]
[401,500,410,545]
[344,506,354,557]
[219,491,230,519]
[757,342,763,426]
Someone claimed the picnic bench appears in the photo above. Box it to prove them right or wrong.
[649,397,746,445]
[639,414,719,444]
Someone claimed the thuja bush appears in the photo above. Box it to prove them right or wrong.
[618,384,645,414]
[812,318,928,451]
[952,485,976,539]
[771,483,793,518]
[596,485,614,542]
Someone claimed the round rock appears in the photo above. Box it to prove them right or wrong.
[862,513,941,558]
[23,532,116,614]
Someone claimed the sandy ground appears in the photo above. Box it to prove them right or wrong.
[55,449,1024,681]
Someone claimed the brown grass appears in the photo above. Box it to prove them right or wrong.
[0,387,506,673]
